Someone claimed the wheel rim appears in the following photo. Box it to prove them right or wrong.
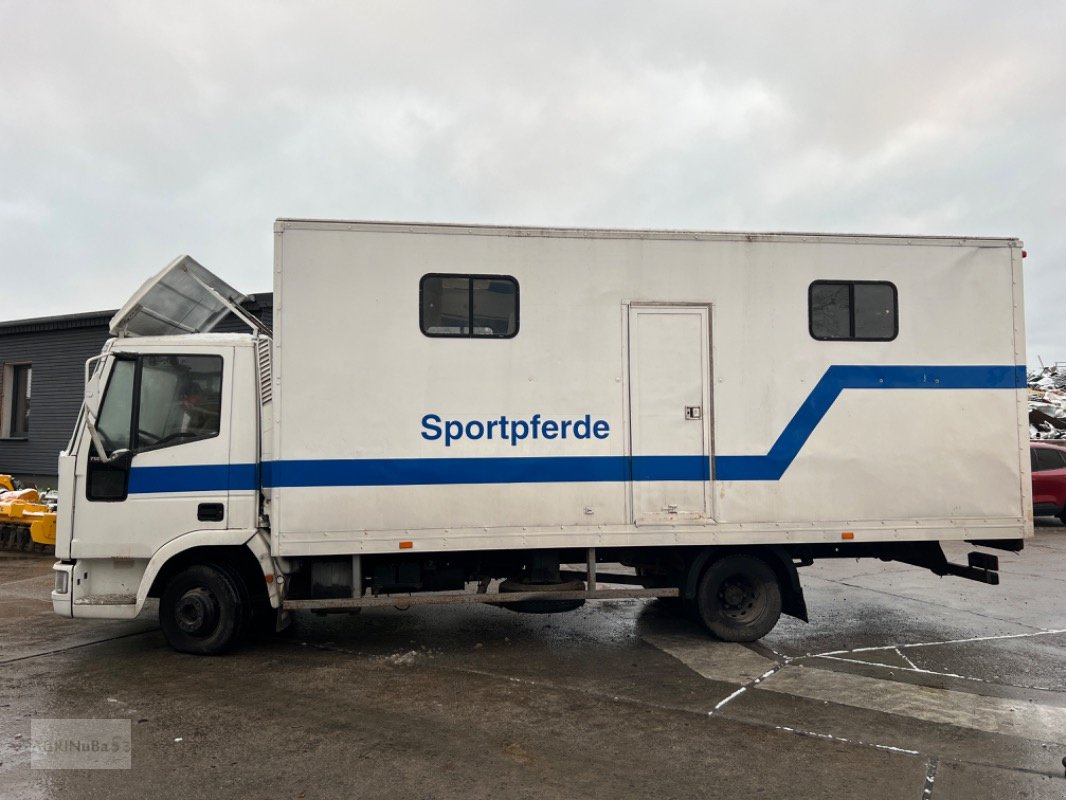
[175,587,220,636]
[717,574,758,621]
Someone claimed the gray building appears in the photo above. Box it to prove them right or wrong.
[0,295,271,487]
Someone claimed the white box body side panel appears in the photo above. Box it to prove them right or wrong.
[269,223,1026,555]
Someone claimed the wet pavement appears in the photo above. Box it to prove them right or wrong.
[1,527,1064,799]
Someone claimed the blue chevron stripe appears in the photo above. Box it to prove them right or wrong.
[713,365,1026,480]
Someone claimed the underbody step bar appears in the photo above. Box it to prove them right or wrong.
[283,547,679,610]
[283,587,678,611]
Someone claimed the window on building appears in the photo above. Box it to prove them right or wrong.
[420,274,519,338]
[2,363,32,438]
[809,281,898,341]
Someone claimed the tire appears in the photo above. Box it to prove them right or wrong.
[696,554,782,642]
[159,564,247,655]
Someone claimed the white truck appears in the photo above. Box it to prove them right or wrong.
[51,220,1031,654]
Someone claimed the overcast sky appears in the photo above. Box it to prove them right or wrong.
[2,2,1064,362]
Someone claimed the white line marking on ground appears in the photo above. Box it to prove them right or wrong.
[642,635,778,684]
[817,628,1066,656]
[758,665,1066,744]
[921,757,939,799]
[712,687,747,711]
[812,654,985,683]
[708,664,788,714]
[775,725,920,756]
[646,630,1066,740]
[895,647,919,670]
[640,636,787,714]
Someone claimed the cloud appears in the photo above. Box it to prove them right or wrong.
[0,1,1063,361]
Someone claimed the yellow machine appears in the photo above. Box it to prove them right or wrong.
[0,475,57,554]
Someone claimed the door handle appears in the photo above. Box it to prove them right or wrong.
[197,503,225,522]
[684,406,702,420]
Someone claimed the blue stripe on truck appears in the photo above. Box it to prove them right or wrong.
[263,455,709,487]
[127,463,258,494]
[126,364,1025,492]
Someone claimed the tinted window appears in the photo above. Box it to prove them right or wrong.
[138,355,223,447]
[94,354,223,455]
[809,284,851,339]
[9,364,31,437]
[810,281,897,341]
[1033,447,1066,472]
[421,274,519,338]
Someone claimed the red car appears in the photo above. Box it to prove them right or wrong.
[1031,441,1066,522]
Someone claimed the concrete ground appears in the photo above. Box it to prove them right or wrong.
[1,527,1064,800]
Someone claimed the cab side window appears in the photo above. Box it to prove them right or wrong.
[95,354,223,453]
[137,355,223,447]
[87,354,224,501]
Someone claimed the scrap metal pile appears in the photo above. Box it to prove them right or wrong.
[0,475,56,554]
[1029,365,1066,440]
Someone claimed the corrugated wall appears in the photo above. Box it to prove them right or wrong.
[0,322,111,481]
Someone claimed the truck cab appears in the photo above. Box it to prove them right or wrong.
[51,257,278,652]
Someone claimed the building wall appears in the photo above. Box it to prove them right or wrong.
[0,317,111,485]
[0,294,271,486]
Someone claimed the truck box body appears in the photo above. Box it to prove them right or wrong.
[269,221,1029,555]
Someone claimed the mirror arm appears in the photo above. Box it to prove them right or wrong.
[85,413,111,462]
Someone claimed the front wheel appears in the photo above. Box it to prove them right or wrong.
[160,564,246,655]
[696,555,782,642]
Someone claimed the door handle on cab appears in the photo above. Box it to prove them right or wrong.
[197,503,225,522]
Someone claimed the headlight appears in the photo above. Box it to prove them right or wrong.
[54,570,69,595]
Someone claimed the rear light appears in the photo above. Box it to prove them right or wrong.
[54,570,69,595]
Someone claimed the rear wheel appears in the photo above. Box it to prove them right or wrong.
[160,564,247,655]
[696,554,782,642]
